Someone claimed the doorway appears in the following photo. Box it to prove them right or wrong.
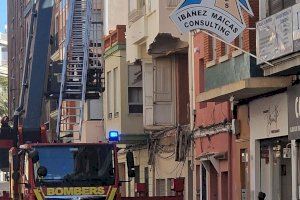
[259,137,292,200]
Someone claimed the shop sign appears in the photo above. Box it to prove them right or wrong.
[288,84,300,140]
[170,0,254,43]
[256,6,297,64]
[293,3,300,51]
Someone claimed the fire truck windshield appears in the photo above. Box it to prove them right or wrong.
[33,144,115,187]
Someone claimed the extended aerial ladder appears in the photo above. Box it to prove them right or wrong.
[56,0,103,142]
[56,0,91,142]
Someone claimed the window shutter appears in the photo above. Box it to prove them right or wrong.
[154,58,172,102]
[143,62,154,126]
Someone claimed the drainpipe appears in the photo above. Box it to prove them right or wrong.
[228,96,236,200]
[229,96,239,200]
[228,125,232,200]
[292,140,298,200]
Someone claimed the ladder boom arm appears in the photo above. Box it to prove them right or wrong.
[18,0,54,143]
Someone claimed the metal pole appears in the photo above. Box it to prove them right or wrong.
[194,30,275,67]
[292,140,298,200]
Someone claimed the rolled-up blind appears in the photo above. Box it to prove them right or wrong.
[269,0,283,15]
[269,0,295,16]
[284,0,295,9]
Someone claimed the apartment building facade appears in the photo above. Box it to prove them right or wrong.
[190,0,293,199]
[8,0,105,142]
[103,0,193,198]
[252,0,300,199]
[125,0,193,199]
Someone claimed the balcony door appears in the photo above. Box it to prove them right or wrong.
[153,57,175,125]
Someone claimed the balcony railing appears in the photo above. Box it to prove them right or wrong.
[167,0,181,8]
[128,7,145,24]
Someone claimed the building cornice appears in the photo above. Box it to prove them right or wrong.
[104,44,126,59]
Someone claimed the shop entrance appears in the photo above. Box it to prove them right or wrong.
[259,137,292,200]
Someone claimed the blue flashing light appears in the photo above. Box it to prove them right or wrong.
[109,131,120,142]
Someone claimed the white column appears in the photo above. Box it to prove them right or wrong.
[250,139,261,200]
[188,32,195,129]
[292,140,298,200]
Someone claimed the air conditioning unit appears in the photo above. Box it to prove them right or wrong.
[232,119,241,135]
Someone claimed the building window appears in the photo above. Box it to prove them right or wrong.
[220,42,229,56]
[156,179,166,196]
[54,14,59,34]
[107,71,113,119]
[113,68,119,117]
[238,34,243,49]
[128,65,143,114]
[268,0,295,16]
[208,36,217,61]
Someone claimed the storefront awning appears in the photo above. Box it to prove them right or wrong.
[197,77,293,102]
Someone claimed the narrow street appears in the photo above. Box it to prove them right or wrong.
[0,0,299,200]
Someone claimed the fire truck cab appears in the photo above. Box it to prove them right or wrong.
[8,142,134,200]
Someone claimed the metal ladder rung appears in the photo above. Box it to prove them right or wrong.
[61,114,81,117]
[63,99,84,101]
[65,81,82,84]
[62,106,82,109]
[61,123,80,125]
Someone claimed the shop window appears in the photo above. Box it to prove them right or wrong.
[260,138,292,199]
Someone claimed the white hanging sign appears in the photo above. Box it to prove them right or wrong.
[170,0,254,43]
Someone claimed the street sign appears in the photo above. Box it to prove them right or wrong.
[170,0,254,43]
[256,8,293,64]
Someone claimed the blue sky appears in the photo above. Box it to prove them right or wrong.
[0,1,7,33]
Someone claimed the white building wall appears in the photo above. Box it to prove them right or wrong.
[249,93,291,199]
[126,0,187,63]
[103,0,128,35]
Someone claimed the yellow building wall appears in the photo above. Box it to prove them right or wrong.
[104,48,143,137]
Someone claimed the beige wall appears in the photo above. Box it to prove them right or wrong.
[104,0,128,35]
[104,48,143,137]
[126,0,187,63]
[81,120,105,143]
